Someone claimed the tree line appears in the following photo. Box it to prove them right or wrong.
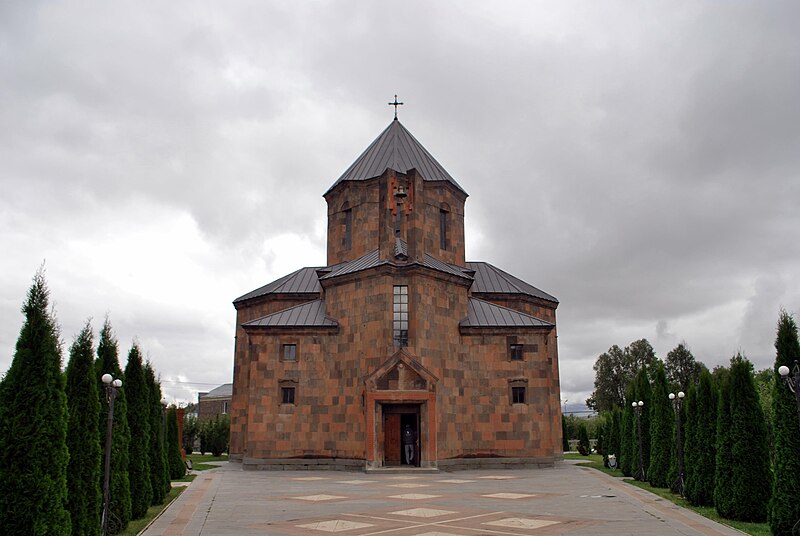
[0,270,187,535]
[580,312,800,535]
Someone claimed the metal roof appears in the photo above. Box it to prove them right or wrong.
[233,266,324,303]
[199,383,232,399]
[318,247,472,282]
[325,120,467,195]
[460,298,554,328]
[466,262,558,303]
[243,300,338,328]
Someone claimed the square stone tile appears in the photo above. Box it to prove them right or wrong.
[414,533,468,536]
[390,483,430,488]
[297,519,374,532]
[293,476,330,481]
[390,507,456,518]
[482,492,537,499]
[389,493,440,500]
[436,479,475,484]
[484,518,560,529]
[292,494,346,501]
[477,475,516,480]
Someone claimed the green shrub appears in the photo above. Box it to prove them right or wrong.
[200,414,231,457]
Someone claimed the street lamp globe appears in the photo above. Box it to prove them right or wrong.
[678,391,685,399]
[638,401,644,407]
[669,393,676,400]
[102,373,113,385]
[779,365,790,378]
[112,379,122,388]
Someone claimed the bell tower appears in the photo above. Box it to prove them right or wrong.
[324,119,467,266]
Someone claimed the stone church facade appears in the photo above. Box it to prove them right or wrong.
[230,119,563,470]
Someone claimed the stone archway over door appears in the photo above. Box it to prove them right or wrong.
[364,349,438,470]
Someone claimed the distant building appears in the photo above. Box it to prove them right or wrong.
[230,118,563,471]
[198,383,232,421]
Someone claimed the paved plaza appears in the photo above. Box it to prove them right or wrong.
[142,461,743,536]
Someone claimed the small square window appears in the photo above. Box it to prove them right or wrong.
[282,344,296,361]
[510,344,524,361]
[281,387,295,404]
[511,386,526,404]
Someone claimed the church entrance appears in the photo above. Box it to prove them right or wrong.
[382,404,420,467]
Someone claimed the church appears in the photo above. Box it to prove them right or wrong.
[229,112,563,471]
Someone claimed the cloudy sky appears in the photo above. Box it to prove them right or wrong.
[2,1,798,407]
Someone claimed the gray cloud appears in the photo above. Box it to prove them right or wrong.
[2,1,798,405]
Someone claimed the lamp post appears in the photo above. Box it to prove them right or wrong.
[101,373,122,536]
[633,400,644,481]
[778,360,800,427]
[669,391,686,496]
[161,398,168,449]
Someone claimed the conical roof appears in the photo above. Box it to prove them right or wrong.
[325,119,467,195]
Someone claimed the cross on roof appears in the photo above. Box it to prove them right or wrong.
[388,94,404,120]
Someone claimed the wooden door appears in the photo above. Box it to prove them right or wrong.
[384,413,401,465]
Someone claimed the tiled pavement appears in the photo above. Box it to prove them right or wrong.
[141,462,744,536]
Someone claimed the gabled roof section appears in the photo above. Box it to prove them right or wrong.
[243,300,337,328]
[319,247,472,282]
[234,266,325,304]
[199,383,232,399]
[466,262,558,304]
[325,120,467,196]
[460,298,554,328]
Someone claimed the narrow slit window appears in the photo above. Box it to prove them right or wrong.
[511,386,526,404]
[344,208,352,249]
[439,209,448,250]
[281,387,295,404]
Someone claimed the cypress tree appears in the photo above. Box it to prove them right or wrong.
[633,366,652,480]
[648,363,673,488]
[714,365,734,518]
[144,363,169,505]
[561,415,569,452]
[610,407,622,469]
[620,383,635,477]
[686,368,716,506]
[95,319,131,533]
[727,354,771,521]
[167,406,187,479]
[124,344,152,519]
[66,321,102,536]
[682,382,699,500]
[602,413,613,466]
[769,311,800,535]
[577,422,590,455]
[0,270,71,534]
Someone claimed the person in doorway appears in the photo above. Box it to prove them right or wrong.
[402,424,416,464]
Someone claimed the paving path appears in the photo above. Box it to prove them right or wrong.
[142,462,744,536]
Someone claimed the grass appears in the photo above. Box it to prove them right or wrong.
[186,453,228,471]
[117,486,185,536]
[565,452,771,536]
